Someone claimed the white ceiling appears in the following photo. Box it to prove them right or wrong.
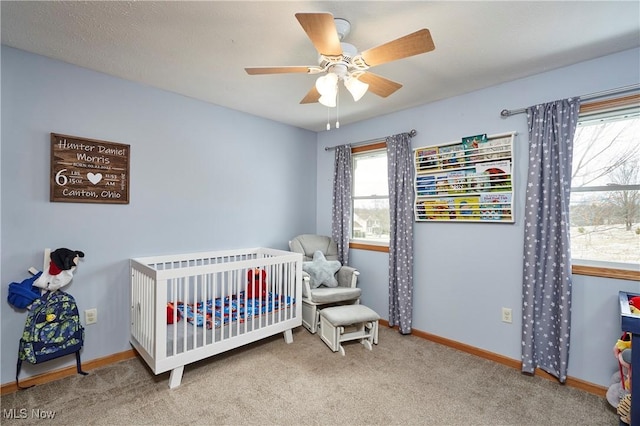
[2,1,639,132]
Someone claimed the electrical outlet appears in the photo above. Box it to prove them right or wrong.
[85,308,97,325]
[501,307,512,323]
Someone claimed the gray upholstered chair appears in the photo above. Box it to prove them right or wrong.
[289,234,361,333]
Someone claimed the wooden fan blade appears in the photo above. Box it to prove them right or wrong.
[360,29,435,67]
[300,86,321,104]
[295,12,343,56]
[358,72,403,98]
[245,66,316,75]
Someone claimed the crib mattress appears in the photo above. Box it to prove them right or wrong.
[167,291,294,356]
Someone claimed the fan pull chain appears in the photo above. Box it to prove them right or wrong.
[335,90,340,129]
[326,106,330,131]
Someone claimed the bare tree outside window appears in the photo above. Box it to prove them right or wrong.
[606,159,639,232]
[570,112,640,265]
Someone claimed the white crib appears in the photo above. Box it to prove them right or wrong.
[130,247,302,388]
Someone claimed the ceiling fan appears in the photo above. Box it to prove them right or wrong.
[245,12,435,107]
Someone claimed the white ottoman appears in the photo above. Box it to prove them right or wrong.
[319,305,380,356]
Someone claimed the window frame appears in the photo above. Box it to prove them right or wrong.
[344,95,640,276]
[349,142,390,253]
[570,93,640,281]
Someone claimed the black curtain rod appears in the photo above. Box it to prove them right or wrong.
[324,129,417,151]
[500,83,640,118]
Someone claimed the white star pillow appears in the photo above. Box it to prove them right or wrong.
[302,250,341,289]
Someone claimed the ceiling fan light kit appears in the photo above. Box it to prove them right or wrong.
[316,72,338,94]
[344,75,369,102]
[316,72,338,107]
[245,12,435,125]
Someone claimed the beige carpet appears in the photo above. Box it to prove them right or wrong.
[1,326,617,425]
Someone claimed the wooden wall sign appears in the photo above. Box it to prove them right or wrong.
[50,133,130,204]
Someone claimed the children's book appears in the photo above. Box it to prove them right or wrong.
[475,160,511,192]
[479,193,512,220]
[423,198,455,220]
[434,172,451,195]
[464,168,484,192]
[439,144,465,169]
[454,196,480,220]
[415,147,440,171]
[416,175,436,196]
[478,137,511,160]
[461,134,488,162]
[446,170,467,193]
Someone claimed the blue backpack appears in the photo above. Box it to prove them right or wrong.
[16,290,87,388]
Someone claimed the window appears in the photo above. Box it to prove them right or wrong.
[570,94,640,279]
[351,143,390,250]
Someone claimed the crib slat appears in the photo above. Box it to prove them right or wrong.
[130,248,302,387]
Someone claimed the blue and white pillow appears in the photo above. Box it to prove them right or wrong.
[302,250,341,289]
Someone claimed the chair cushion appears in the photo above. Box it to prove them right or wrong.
[302,251,341,289]
[309,287,362,304]
[290,235,339,261]
[320,304,379,326]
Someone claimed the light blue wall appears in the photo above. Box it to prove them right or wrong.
[316,48,640,387]
[2,45,639,389]
[0,46,317,385]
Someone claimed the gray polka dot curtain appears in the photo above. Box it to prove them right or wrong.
[387,133,415,335]
[332,145,352,265]
[521,98,580,383]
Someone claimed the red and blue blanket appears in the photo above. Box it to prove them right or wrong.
[171,292,294,329]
